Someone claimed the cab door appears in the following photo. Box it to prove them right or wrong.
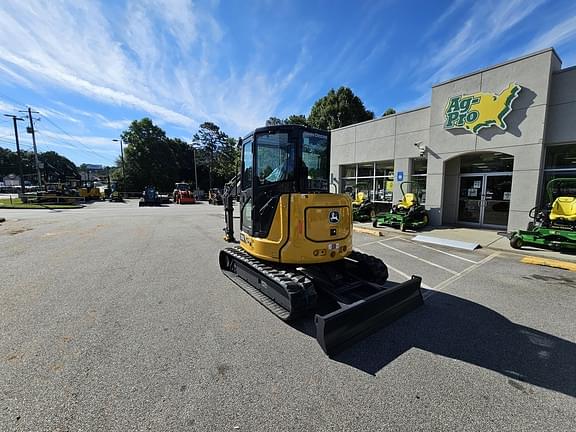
[240,136,254,235]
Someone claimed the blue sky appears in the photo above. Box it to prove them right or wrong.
[0,0,575,165]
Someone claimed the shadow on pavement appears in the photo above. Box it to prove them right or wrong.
[293,289,576,397]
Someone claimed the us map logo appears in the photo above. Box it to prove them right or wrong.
[444,83,522,134]
[329,210,340,224]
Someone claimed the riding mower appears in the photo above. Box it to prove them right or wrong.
[373,181,429,231]
[507,178,576,252]
[351,191,376,222]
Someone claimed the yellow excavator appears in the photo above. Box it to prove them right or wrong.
[219,125,423,356]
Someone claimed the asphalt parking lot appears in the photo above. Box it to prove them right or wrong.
[1,200,575,431]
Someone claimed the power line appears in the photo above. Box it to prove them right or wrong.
[39,115,115,164]
[0,91,116,164]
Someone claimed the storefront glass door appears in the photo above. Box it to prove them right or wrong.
[458,173,512,227]
[458,176,483,223]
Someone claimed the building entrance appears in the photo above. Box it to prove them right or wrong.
[458,173,512,227]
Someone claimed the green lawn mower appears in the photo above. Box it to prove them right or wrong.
[508,178,576,252]
[352,192,376,222]
[373,181,429,231]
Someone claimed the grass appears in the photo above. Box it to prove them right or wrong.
[0,198,84,209]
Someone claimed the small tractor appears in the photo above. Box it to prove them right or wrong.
[139,186,162,207]
[507,178,576,252]
[373,181,429,231]
[173,182,196,204]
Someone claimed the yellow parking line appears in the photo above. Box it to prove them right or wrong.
[520,256,576,272]
[353,226,383,237]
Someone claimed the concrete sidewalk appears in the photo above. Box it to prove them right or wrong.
[353,222,576,264]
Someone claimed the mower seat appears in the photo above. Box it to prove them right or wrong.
[549,196,576,221]
[397,193,416,210]
[353,192,366,207]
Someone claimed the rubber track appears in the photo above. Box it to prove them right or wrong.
[348,250,390,284]
[220,246,314,321]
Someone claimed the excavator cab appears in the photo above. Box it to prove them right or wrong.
[220,125,423,356]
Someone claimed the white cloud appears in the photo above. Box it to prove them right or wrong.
[0,0,302,136]
[525,15,576,53]
[393,0,548,113]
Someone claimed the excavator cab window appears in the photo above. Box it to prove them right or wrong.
[239,125,330,238]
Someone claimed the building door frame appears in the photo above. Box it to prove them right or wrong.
[458,171,513,228]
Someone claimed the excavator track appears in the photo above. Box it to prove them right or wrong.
[219,246,317,321]
[220,246,423,356]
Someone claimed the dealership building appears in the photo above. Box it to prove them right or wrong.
[330,48,576,230]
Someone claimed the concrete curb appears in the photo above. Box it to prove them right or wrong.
[352,226,384,237]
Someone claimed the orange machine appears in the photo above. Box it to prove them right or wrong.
[173,183,196,204]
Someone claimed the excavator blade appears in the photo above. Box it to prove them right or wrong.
[315,276,423,357]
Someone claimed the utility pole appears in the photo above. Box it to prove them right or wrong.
[112,138,127,196]
[20,107,42,187]
[4,114,26,195]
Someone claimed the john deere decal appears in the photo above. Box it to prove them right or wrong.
[444,83,522,134]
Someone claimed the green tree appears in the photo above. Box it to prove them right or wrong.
[308,86,374,130]
[193,122,229,190]
[38,151,79,182]
[214,137,240,181]
[121,118,177,191]
[382,108,396,117]
[265,117,284,126]
[284,114,309,126]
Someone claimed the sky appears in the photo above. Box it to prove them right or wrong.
[0,0,575,166]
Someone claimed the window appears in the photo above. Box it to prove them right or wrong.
[460,152,514,173]
[241,138,253,190]
[341,164,356,178]
[542,144,576,204]
[358,163,374,177]
[545,143,576,170]
[256,132,294,184]
[302,132,329,191]
[375,161,394,176]
[340,161,394,202]
[411,158,427,203]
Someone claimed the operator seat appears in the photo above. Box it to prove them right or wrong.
[397,193,416,210]
[549,196,576,222]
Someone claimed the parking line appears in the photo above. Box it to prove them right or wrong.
[423,252,500,300]
[396,237,479,264]
[356,235,402,248]
[354,247,434,290]
[377,241,459,275]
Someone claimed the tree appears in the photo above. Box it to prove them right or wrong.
[192,122,229,190]
[308,86,374,130]
[284,114,309,126]
[39,151,80,182]
[382,108,396,117]
[121,118,177,191]
[214,137,240,181]
[265,117,284,126]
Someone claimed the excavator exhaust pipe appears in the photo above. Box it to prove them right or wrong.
[315,276,423,357]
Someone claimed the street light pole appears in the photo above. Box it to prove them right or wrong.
[112,138,127,196]
[191,140,200,194]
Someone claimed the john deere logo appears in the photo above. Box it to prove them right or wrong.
[329,210,340,224]
[444,83,522,134]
